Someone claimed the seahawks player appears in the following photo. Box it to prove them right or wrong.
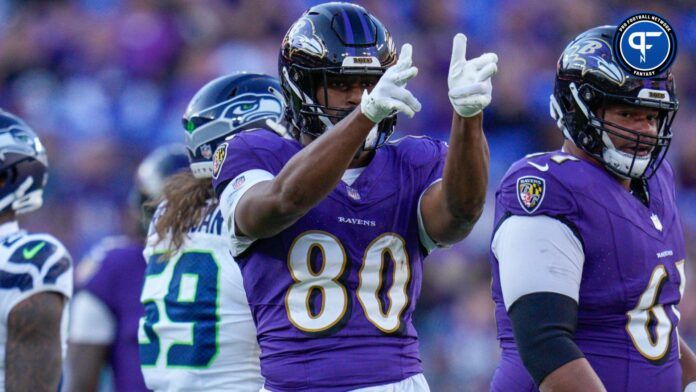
[139,73,285,391]
[212,3,497,390]
[66,144,188,392]
[0,110,72,391]
[490,26,696,391]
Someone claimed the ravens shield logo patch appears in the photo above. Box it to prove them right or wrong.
[516,176,545,213]
[212,142,228,179]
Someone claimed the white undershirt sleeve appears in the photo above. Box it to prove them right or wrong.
[219,169,275,257]
[417,179,447,254]
[69,291,116,345]
[492,215,585,310]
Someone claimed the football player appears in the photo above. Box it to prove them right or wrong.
[489,26,696,391]
[138,73,285,391]
[212,3,497,390]
[65,144,188,392]
[0,110,72,391]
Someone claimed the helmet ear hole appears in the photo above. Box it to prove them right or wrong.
[9,166,17,185]
[578,129,600,152]
[0,163,20,188]
[579,85,594,103]
[0,169,9,188]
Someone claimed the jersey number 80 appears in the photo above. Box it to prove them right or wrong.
[286,231,411,335]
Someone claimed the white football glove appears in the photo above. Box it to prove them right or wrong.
[360,43,422,123]
[448,33,498,118]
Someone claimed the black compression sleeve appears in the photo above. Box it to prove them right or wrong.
[508,292,585,386]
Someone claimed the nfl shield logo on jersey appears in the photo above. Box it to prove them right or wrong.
[346,186,361,200]
[232,175,246,191]
[517,176,545,213]
[212,142,228,179]
[651,213,663,232]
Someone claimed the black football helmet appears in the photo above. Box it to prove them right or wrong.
[183,73,285,178]
[0,110,49,215]
[279,2,397,149]
[550,25,678,179]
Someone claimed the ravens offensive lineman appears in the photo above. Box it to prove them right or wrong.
[139,73,285,391]
[66,144,188,392]
[489,26,696,391]
[0,110,72,391]
[212,3,497,390]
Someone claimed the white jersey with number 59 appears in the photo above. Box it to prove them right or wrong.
[139,201,262,392]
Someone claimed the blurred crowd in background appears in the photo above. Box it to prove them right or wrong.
[0,0,694,390]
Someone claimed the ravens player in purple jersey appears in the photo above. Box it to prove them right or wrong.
[489,26,696,391]
[65,145,188,392]
[212,2,497,391]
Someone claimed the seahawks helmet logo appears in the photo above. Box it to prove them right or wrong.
[185,93,283,150]
[219,93,284,128]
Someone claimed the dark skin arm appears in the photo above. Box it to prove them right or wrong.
[680,335,696,388]
[234,109,375,238]
[539,358,606,392]
[65,343,110,392]
[5,292,65,392]
[419,112,489,245]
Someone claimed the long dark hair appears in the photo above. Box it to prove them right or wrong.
[153,171,216,253]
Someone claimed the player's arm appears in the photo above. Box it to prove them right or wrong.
[234,109,376,238]
[64,290,115,392]
[493,215,605,391]
[234,44,421,239]
[539,359,606,392]
[420,113,489,244]
[5,292,65,392]
[65,343,109,392]
[420,34,496,244]
[679,335,696,390]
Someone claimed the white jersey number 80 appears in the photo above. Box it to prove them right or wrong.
[285,231,410,334]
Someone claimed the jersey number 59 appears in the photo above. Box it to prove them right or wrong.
[139,251,219,368]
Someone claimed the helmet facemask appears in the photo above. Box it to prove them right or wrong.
[282,62,397,150]
[553,82,677,179]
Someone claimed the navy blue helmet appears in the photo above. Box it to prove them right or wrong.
[279,2,398,149]
[183,73,285,178]
[0,110,48,215]
[131,143,189,229]
[550,25,679,179]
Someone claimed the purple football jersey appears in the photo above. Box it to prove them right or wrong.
[79,238,149,392]
[489,151,686,392]
[213,130,446,391]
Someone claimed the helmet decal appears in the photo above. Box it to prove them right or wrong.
[285,17,327,58]
[182,73,285,179]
